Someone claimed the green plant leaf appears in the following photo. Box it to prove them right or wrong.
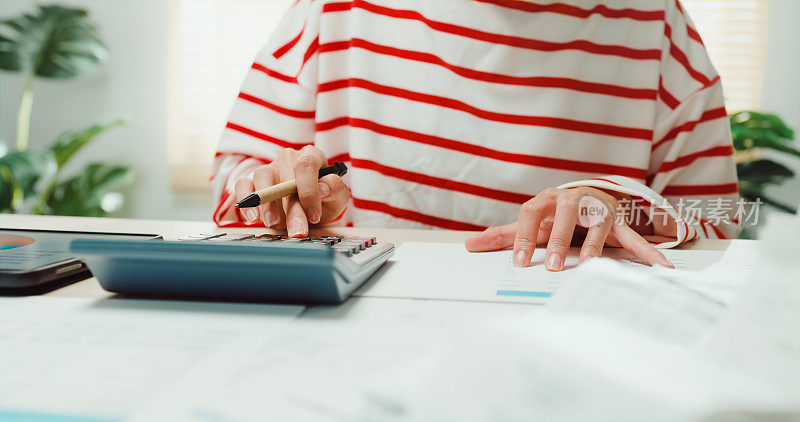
[731,126,800,156]
[0,165,23,212]
[0,150,58,194]
[737,159,795,194]
[0,33,23,70]
[0,5,108,78]
[44,163,134,216]
[739,184,797,214]
[731,125,779,150]
[50,119,127,169]
[0,149,57,212]
[730,111,795,140]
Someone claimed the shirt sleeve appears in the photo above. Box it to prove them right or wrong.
[558,0,740,247]
[211,0,320,227]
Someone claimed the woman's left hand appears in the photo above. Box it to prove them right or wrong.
[465,186,674,271]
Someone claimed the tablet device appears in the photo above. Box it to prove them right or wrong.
[0,229,159,289]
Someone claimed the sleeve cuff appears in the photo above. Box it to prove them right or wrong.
[557,176,695,248]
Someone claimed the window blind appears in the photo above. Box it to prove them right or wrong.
[168,0,291,189]
[168,0,769,190]
[682,0,768,113]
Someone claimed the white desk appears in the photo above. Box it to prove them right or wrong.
[0,214,730,300]
[4,214,769,422]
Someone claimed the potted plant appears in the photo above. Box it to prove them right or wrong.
[0,4,134,217]
[731,111,798,214]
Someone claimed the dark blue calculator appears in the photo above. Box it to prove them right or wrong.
[70,234,394,304]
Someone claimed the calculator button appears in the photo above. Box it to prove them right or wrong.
[332,245,357,256]
[180,233,224,240]
[258,234,284,242]
[310,239,336,246]
[207,234,256,241]
[282,238,314,244]
[348,242,394,267]
[179,233,223,241]
[340,241,366,251]
[347,237,376,247]
[317,236,342,244]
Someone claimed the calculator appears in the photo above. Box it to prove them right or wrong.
[69,234,394,304]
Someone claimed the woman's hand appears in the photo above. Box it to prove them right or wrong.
[234,146,349,237]
[465,186,674,271]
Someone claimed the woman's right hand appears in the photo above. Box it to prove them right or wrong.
[234,146,350,237]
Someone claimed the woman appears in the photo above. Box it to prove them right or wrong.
[212,0,739,271]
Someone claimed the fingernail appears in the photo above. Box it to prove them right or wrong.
[308,207,321,224]
[661,257,675,269]
[288,218,306,238]
[242,208,258,224]
[546,253,562,271]
[513,250,528,267]
[319,182,330,198]
[264,211,279,227]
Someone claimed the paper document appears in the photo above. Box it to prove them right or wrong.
[129,297,537,421]
[357,240,789,422]
[357,242,756,304]
[699,212,800,408]
[0,297,303,421]
[547,258,726,345]
[359,312,787,422]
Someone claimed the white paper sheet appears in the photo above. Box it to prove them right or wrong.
[359,313,789,422]
[699,213,800,410]
[139,297,538,422]
[351,236,789,422]
[547,258,726,345]
[0,297,303,421]
[356,242,756,304]
[359,251,788,422]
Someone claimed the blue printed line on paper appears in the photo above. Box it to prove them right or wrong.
[0,410,118,422]
[496,290,552,298]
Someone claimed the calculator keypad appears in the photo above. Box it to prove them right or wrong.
[181,233,377,257]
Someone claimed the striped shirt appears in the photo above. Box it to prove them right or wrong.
[212,0,740,246]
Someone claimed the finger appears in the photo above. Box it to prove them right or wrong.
[318,174,350,223]
[512,198,552,267]
[465,222,517,252]
[537,217,554,245]
[252,164,282,228]
[612,224,675,268]
[579,216,613,264]
[234,177,259,224]
[605,231,622,248]
[642,234,678,244]
[319,174,345,203]
[278,149,308,238]
[545,194,579,271]
[294,146,327,224]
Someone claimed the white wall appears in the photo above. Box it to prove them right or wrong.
[761,0,800,209]
[0,0,212,221]
[1,0,798,222]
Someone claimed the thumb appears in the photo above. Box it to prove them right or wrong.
[465,222,517,252]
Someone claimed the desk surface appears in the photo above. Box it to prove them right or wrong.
[4,214,787,421]
[1,214,731,299]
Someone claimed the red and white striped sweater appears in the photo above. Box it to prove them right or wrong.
[212,0,740,247]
